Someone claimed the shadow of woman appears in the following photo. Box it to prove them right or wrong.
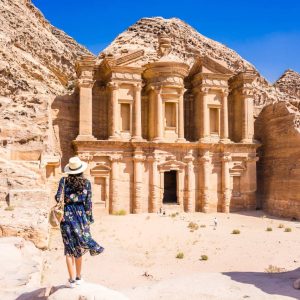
[15,285,65,300]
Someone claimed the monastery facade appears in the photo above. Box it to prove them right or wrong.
[74,35,259,214]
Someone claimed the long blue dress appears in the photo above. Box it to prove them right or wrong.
[55,177,104,258]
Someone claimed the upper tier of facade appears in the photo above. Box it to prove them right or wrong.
[75,34,256,145]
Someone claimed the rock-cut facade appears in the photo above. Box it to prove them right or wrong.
[71,35,259,214]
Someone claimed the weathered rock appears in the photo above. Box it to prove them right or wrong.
[274,69,300,100]
[0,237,43,300]
[255,101,300,218]
[48,282,129,300]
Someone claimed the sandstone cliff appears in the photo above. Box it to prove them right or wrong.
[0,0,91,246]
[0,0,91,154]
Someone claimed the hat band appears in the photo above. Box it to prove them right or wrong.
[69,164,83,171]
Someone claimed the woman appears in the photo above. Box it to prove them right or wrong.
[55,156,104,288]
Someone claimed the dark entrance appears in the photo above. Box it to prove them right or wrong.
[163,170,177,203]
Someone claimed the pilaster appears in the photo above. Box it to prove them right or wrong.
[132,83,143,141]
[221,153,232,213]
[133,149,145,213]
[108,82,120,140]
[199,150,211,212]
[184,151,195,212]
[109,154,122,213]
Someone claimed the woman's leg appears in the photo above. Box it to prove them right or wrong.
[66,255,75,280]
[75,256,82,278]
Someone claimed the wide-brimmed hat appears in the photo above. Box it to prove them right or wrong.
[64,156,87,175]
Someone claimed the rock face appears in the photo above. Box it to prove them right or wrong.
[274,69,300,100]
[255,101,300,218]
[0,0,90,248]
[0,0,91,152]
[0,237,43,300]
[48,282,129,300]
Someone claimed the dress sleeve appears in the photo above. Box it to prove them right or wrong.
[55,177,65,203]
[84,180,94,224]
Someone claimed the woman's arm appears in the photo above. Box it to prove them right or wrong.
[84,180,94,224]
[55,177,65,203]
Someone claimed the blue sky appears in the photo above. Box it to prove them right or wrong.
[32,0,300,83]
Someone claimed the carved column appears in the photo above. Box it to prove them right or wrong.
[177,89,185,142]
[200,88,209,141]
[149,156,159,212]
[133,150,145,213]
[199,150,211,212]
[241,90,255,143]
[153,86,163,141]
[220,89,230,142]
[222,153,232,213]
[109,155,122,213]
[77,78,95,140]
[108,82,119,140]
[132,83,142,140]
[184,151,195,212]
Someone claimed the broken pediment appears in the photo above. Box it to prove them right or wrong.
[188,56,233,78]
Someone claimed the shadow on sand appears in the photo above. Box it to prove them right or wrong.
[224,268,300,299]
[15,285,65,300]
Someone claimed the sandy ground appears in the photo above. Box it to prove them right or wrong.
[42,207,300,299]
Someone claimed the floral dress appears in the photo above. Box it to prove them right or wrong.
[55,177,104,258]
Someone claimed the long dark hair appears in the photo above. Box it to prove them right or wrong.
[66,173,87,194]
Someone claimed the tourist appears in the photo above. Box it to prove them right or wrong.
[55,156,104,288]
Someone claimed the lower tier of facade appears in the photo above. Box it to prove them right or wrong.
[70,140,259,214]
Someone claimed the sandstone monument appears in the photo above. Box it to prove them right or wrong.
[1,0,300,245]
[74,36,259,214]
[1,0,300,298]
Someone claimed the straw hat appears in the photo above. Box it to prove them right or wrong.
[64,156,87,175]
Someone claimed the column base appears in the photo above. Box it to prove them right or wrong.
[241,138,256,144]
[176,138,187,143]
[76,135,96,141]
[152,137,164,142]
[220,138,232,144]
[108,135,122,141]
[131,136,145,142]
[198,137,211,143]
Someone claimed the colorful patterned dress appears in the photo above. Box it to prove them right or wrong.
[55,177,104,258]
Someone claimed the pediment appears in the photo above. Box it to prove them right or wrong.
[115,50,145,66]
[90,163,111,176]
[230,164,246,175]
[158,160,186,171]
[189,55,233,78]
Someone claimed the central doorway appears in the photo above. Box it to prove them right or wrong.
[163,170,177,203]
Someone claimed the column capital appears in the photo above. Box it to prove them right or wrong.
[107,82,119,91]
[192,86,210,95]
[133,82,142,92]
[109,154,123,162]
[221,88,229,97]
[149,85,162,94]
[178,88,186,96]
[221,153,232,162]
[245,155,259,162]
[133,150,145,162]
[78,78,95,88]
[198,153,211,163]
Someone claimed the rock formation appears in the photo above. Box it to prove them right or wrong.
[274,69,300,100]
[0,0,90,249]
[0,237,43,300]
